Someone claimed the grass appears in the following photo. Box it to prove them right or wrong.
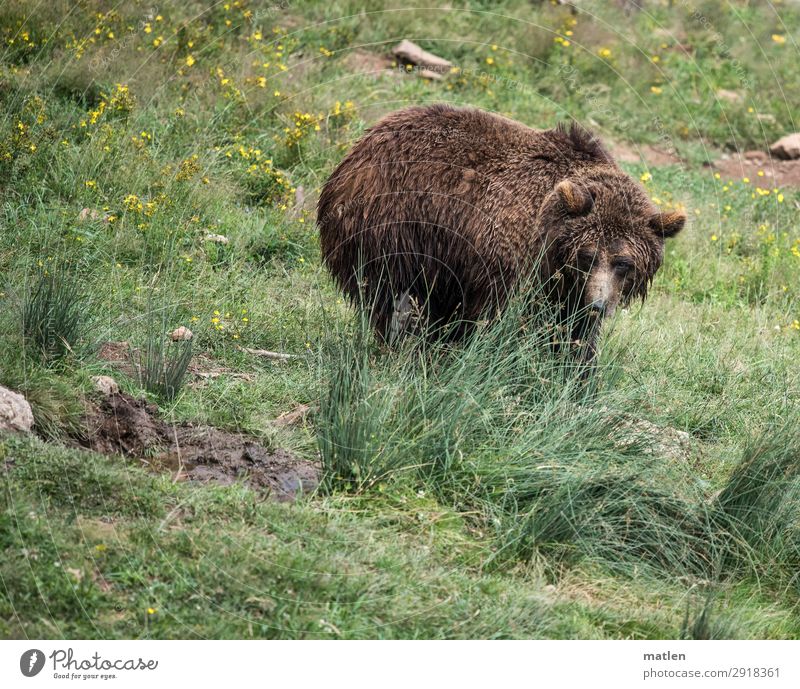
[1,0,800,639]
[136,304,194,401]
[21,265,90,363]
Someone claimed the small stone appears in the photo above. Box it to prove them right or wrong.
[273,404,311,427]
[770,132,800,160]
[391,39,452,74]
[78,208,103,222]
[204,233,229,244]
[0,385,34,433]
[716,89,742,103]
[91,375,119,396]
[170,326,193,341]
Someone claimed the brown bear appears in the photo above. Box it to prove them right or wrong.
[317,104,684,357]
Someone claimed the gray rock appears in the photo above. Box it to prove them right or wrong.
[0,385,34,433]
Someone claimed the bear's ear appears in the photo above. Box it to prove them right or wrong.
[649,210,686,238]
[554,179,595,217]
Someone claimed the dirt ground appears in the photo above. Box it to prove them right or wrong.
[607,141,682,167]
[610,138,800,189]
[710,150,800,189]
[76,391,319,501]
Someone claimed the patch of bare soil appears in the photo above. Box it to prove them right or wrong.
[76,391,319,501]
[344,49,395,76]
[711,150,800,189]
[608,141,682,166]
[97,340,137,378]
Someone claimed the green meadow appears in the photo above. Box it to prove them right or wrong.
[1,0,799,639]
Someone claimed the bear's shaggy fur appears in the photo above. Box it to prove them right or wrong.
[317,104,685,352]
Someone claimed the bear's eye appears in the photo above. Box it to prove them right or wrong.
[612,258,634,274]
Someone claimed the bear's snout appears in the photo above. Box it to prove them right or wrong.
[584,264,621,319]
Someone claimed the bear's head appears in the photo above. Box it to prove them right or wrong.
[535,173,685,353]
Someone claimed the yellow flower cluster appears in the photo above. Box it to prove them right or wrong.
[284,111,324,148]
[64,10,125,59]
[80,84,135,131]
[553,15,577,48]
[176,154,201,181]
[0,96,46,163]
[2,24,37,51]
[205,308,249,340]
[216,67,244,101]
[119,192,168,228]
[330,100,355,124]
[221,143,294,206]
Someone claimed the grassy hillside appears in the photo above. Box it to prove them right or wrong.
[2,0,799,639]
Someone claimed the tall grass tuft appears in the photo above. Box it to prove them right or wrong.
[680,593,744,640]
[0,363,84,439]
[136,308,193,401]
[21,265,89,363]
[316,283,721,576]
[713,424,800,590]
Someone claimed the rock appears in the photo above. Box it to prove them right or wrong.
[770,132,800,160]
[743,150,768,161]
[392,39,452,79]
[170,326,193,341]
[0,385,34,433]
[91,375,119,396]
[757,113,776,125]
[273,404,311,427]
[204,233,229,244]
[77,208,103,222]
[716,89,742,103]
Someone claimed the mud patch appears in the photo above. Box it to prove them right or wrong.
[712,150,800,188]
[76,391,319,501]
